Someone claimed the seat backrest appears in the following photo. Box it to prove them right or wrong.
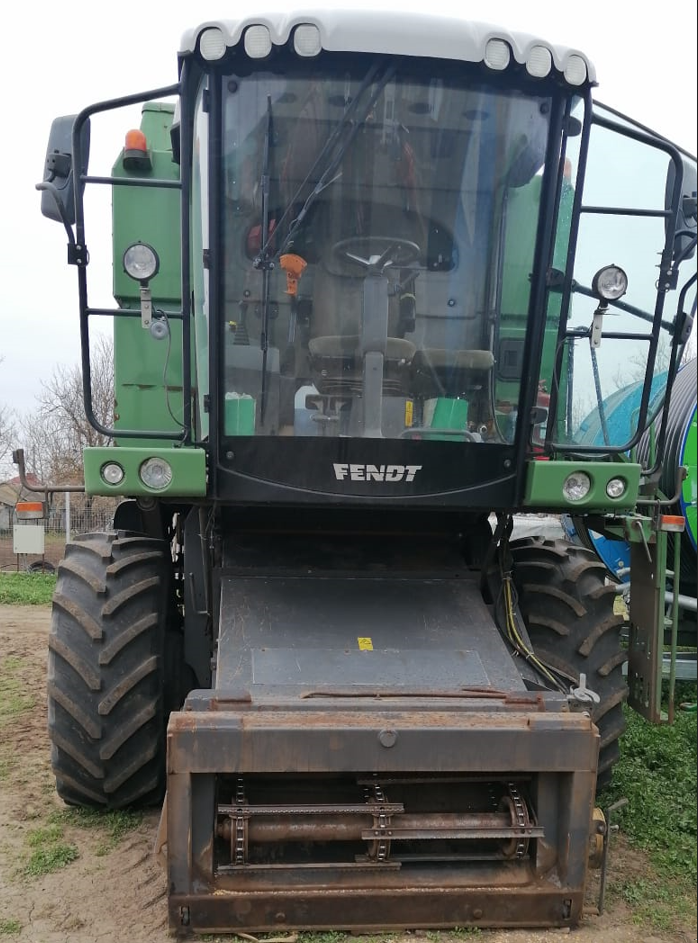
[410,348,495,398]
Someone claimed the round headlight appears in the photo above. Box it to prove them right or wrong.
[563,471,592,502]
[101,462,125,485]
[139,457,173,491]
[592,265,628,302]
[606,477,627,499]
[123,243,160,283]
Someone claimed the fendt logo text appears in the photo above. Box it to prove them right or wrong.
[333,463,423,483]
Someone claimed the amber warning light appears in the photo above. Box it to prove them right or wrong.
[660,515,685,532]
[123,129,152,172]
[15,501,45,520]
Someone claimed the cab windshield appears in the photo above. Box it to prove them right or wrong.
[220,58,553,441]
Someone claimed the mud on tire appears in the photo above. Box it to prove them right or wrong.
[510,537,627,790]
[48,531,174,808]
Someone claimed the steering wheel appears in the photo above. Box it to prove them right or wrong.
[332,236,421,271]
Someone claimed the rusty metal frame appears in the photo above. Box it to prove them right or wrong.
[627,529,668,722]
[165,699,599,934]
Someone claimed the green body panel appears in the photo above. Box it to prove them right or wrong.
[111,103,189,443]
[497,179,540,416]
[498,176,573,436]
[524,459,641,510]
[83,446,207,497]
[681,406,697,549]
[112,103,181,305]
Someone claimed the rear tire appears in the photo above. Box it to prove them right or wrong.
[510,537,627,790]
[48,531,174,808]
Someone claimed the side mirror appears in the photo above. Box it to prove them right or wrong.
[40,115,91,226]
[665,154,697,263]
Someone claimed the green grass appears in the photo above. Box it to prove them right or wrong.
[54,807,143,855]
[297,934,348,943]
[23,842,79,877]
[22,820,79,876]
[0,572,56,605]
[599,682,697,930]
[14,806,142,881]
[0,920,22,936]
[0,657,36,728]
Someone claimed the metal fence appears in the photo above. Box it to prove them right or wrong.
[0,505,118,572]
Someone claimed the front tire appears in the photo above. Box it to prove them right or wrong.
[510,537,627,790]
[48,531,174,808]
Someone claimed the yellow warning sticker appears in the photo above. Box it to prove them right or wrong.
[405,400,414,427]
[358,637,374,651]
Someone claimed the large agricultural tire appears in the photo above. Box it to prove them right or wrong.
[48,531,176,809]
[509,537,627,791]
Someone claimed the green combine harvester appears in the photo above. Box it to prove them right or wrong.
[26,6,697,934]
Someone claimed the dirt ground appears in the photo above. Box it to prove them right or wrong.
[0,604,694,943]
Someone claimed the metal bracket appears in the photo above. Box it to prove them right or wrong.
[598,798,628,914]
[590,308,605,348]
[140,285,153,329]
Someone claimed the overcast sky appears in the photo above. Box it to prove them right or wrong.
[0,0,696,422]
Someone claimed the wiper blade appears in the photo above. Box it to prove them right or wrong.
[254,58,397,268]
[259,94,274,424]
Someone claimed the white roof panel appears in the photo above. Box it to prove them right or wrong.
[180,6,596,84]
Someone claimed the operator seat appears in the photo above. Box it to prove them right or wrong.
[410,348,495,399]
[308,333,415,396]
[307,248,416,398]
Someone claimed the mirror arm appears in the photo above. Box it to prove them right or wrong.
[35,180,76,248]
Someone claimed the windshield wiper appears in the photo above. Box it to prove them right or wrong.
[254,58,397,269]
[259,94,274,424]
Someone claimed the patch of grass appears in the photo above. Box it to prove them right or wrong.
[298,934,347,943]
[22,819,79,877]
[0,920,22,936]
[599,683,697,932]
[426,933,482,942]
[0,572,56,605]
[607,873,697,931]
[196,930,300,943]
[601,704,697,879]
[0,657,35,727]
[52,806,143,855]
[23,842,79,876]
[27,822,64,847]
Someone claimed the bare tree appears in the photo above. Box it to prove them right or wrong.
[0,357,17,478]
[22,335,114,483]
[0,402,16,477]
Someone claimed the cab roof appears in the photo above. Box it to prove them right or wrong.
[179,6,596,86]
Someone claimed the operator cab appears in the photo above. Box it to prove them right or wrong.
[201,51,572,503]
[218,60,549,441]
